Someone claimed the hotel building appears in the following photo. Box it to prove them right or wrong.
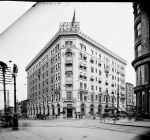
[25,13,127,118]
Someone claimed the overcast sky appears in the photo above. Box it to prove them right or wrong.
[0,2,135,108]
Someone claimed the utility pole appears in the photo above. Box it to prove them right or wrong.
[0,61,8,124]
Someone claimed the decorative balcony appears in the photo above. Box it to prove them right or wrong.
[120,85,125,91]
[79,89,88,94]
[120,95,125,100]
[65,66,73,71]
[104,65,110,73]
[66,78,73,85]
[62,97,76,103]
[65,58,73,64]
[66,87,73,91]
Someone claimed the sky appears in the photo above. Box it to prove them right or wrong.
[0,2,135,109]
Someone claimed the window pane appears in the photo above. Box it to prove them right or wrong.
[137,44,142,57]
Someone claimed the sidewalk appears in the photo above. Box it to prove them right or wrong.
[103,118,150,128]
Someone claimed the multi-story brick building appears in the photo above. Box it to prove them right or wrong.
[25,13,127,118]
[125,82,134,112]
[132,2,150,119]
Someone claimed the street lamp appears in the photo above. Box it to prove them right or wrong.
[99,93,102,122]
[9,61,19,130]
[140,68,143,119]
[106,92,109,108]
[117,85,120,118]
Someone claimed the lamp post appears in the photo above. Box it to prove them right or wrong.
[112,91,116,123]
[99,93,102,122]
[106,92,109,108]
[140,68,143,119]
[12,63,18,130]
[117,85,120,118]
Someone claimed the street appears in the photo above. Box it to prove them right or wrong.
[1,118,149,140]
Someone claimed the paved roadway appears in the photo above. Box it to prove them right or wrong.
[0,118,149,140]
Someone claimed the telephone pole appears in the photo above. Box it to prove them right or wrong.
[0,61,8,116]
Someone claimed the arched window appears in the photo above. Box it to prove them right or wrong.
[65,52,72,57]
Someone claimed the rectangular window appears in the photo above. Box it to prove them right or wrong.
[137,4,141,14]
[137,22,141,36]
[91,49,93,55]
[137,44,142,57]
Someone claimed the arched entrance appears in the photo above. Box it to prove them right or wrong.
[81,103,86,115]
[67,104,73,118]
[90,104,94,115]
[47,105,49,115]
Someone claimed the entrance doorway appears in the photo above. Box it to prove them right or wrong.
[67,104,73,118]
[67,108,72,118]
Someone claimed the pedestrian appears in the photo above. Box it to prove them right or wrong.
[78,113,80,119]
[75,112,77,119]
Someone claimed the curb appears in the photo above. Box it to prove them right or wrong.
[104,122,150,128]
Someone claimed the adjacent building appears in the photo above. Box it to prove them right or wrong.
[132,2,150,119]
[25,13,127,118]
[125,82,134,112]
